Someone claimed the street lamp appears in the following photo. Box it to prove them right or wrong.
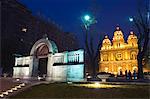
[129,17,133,22]
[84,15,91,21]
[81,14,97,29]
[81,13,97,78]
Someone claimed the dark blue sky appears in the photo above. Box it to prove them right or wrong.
[20,0,138,46]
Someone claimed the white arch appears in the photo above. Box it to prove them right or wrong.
[30,38,54,55]
[29,38,58,77]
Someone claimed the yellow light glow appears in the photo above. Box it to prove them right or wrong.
[94,82,100,87]
[73,84,121,89]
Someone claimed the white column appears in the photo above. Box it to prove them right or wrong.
[29,56,34,77]
[46,54,54,81]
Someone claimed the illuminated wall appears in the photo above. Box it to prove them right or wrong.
[51,50,84,82]
[13,38,84,82]
[52,65,67,81]
[67,64,84,81]
[13,67,29,78]
[13,56,30,78]
[99,26,138,75]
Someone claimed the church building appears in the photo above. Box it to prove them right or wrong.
[99,26,138,75]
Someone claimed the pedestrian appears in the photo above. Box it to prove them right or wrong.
[125,70,127,78]
[128,70,132,79]
[133,70,137,80]
[119,70,122,76]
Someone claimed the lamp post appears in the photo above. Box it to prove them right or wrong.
[81,14,97,78]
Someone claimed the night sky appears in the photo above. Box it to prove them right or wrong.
[20,0,138,47]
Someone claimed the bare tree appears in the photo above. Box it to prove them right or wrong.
[81,0,103,78]
[132,0,150,79]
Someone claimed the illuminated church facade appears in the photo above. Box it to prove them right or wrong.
[99,26,138,75]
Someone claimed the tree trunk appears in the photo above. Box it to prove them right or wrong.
[137,52,144,79]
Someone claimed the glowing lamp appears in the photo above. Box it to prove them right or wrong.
[84,15,90,21]
[0,94,4,97]
[20,83,25,86]
[67,82,73,84]
[3,91,8,95]
[129,17,133,22]
[16,78,20,81]
[38,76,42,80]
[8,89,13,93]
[16,85,21,88]
[12,87,17,91]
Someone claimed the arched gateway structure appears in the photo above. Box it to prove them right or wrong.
[13,38,84,82]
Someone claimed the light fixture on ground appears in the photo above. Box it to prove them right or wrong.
[0,94,4,97]
[12,87,17,91]
[2,91,8,95]
[20,83,25,86]
[8,89,13,92]
[16,78,20,81]
[16,85,21,88]
[94,82,100,87]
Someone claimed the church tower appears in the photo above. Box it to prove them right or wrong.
[101,35,111,50]
[127,31,138,47]
[112,26,125,48]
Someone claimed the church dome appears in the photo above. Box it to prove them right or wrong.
[102,35,111,45]
[127,31,137,40]
[112,26,124,42]
[127,31,138,47]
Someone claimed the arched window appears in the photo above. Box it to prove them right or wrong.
[131,52,137,60]
[103,54,108,61]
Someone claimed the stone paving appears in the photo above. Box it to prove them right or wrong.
[0,77,26,98]
[0,77,20,92]
[0,77,49,98]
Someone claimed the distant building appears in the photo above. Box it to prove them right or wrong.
[99,26,139,75]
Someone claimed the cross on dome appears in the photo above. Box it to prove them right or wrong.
[116,26,120,31]
[130,31,134,35]
[105,35,108,38]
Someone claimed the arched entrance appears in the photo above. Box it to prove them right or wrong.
[29,38,58,78]
[36,44,49,77]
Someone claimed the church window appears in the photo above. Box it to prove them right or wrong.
[131,52,137,60]
[103,54,108,61]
